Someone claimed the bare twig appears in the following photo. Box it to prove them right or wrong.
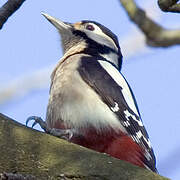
[0,0,26,29]
[158,0,180,13]
[121,2,162,57]
[119,0,180,47]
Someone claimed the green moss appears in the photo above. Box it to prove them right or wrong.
[0,113,170,180]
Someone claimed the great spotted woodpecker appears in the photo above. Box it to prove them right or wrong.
[27,12,157,172]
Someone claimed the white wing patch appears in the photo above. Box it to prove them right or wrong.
[135,130,152,149]
[124,109,152,151]
[124,110,143,127]
[110,102,119,112]
[145,149,152,161]
[98,60,139,116]
[123,120,130,127]
[97,60,155,170]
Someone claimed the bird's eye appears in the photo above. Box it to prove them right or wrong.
[86,24,95,31]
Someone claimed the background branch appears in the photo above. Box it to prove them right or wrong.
[0,113,169,180]
[119,0,180,47]
[0,0,26,29]
[158,0,180,13]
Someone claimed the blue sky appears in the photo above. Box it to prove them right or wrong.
[0,0,180,179]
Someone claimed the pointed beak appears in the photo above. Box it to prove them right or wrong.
[41,12,71,31]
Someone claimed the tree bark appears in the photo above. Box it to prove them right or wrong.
[119,0,180,47]
[158,0,180,13]
[0,113,169,180]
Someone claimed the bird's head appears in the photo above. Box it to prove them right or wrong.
[42,12,123,70]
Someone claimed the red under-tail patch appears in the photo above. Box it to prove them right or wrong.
[70,127,145,168]
[105,135,145,168]
[50,121,145,169]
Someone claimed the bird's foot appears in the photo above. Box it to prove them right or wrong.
[48,128,73,140]
[26,116,49,132]
[26,116,73,140]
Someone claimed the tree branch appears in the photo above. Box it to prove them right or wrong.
[0,0,26,30]
[119,0,180,47]
[158,0,180,13]
[0,113,169,180]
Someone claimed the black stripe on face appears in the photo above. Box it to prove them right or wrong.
[72,29,123,70]
[72,29,117,54]
[81,20,120,50]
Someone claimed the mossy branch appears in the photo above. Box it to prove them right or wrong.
[0,113,169,180]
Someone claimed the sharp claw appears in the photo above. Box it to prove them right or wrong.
[49,129,74,140]
[68,130,73,139]
[32,121,38,128]
[26,116,74,140]
[26,116,48,133]
[26,116,36,126]
[26,116,42,127]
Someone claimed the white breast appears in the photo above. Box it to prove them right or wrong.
[46,53,126,133]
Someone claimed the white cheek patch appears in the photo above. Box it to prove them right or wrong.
[83,23,118,51]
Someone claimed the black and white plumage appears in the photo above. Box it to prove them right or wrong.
[27,12,157,172]
[77,55,156,171]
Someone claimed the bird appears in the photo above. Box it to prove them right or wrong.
[27,12,157,172]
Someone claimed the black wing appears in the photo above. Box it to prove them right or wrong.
[78,55,157,172]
